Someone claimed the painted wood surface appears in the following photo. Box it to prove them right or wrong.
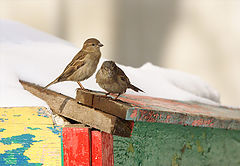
[123,94,240,130]
[92,131,114,166]
[20,80,133,137]
[113,122,240,166]
[62,127,91,166]
[0,107,62,165]
[62,126,114,166]
[76,89,240,130]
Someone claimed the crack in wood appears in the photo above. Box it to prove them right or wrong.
[59,97,71,113]
[19,80,132,137]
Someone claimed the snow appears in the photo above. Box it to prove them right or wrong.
[0,19,221,107]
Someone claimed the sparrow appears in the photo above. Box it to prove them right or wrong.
[45,38,103,89]
[96,61,144,100]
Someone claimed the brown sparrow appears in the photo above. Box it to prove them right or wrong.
[45,38,103,89]
[96,61,144,100]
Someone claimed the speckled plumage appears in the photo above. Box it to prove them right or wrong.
[96,61,143,99]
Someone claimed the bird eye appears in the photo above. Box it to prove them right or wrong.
[92,44,95,46]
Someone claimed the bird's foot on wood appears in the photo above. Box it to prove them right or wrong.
[113,93,121,101]
[105,92,110,96]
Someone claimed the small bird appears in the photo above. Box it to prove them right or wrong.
[45,38,103,89]
[96,61,144,100]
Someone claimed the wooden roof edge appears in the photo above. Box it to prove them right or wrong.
[20,80,240,131]
[126,107,240,130]
[19,80,132,137]
[76,89,240,131]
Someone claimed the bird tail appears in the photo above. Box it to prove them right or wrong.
[44,78,59,89]
[129,84,144,93]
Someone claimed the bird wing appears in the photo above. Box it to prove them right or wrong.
[57,51,87,81]
[116,67,130,84]
[116,66,144,93]
[63,50,87,72]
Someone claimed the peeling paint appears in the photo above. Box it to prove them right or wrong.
[0,128,6,132]
[196,140,204,153]
[127,143,134,153]
[0,134,42,165]
[27,127,41,130]
[120,94,240,130]
[114,122,240,166]
[0,107,61,165]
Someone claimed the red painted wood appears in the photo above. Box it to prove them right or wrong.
[101,132,114,166]
[91,131,102,166]
[92,131,114,166]
[62,127,90,166]
[120,93,240,130]
[130,122,134,135]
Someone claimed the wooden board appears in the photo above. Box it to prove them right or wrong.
[76,89,240,130]
[122,94,240,130]
[19,80,132,137]
[76,89,131,119]
[62,127,91,166]
[0,107,62,165]
[91,131,114,166]
[62,126,114,166]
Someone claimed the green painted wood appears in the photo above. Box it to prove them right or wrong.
[113,122,240,166]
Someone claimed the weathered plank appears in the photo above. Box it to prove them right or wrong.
[76,89,131,119]
[91,131,114,166]
[62,127,91,166]
[124,95,240,130]
[19,80,132,137]
[62,126,114,166]
[77,89,240,130]
[64,124,87,128]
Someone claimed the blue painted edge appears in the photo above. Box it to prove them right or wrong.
[61,127,64,166]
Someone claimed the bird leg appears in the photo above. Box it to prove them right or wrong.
[114,93,121,100]
[77,81,85,90]
[105,92,110,97]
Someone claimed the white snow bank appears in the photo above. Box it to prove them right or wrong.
[0,19,220,107]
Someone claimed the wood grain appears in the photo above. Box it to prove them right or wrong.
[19,80,132,137]
[76,89,131,119]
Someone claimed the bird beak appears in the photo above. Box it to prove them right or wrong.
[98,43,104,47]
